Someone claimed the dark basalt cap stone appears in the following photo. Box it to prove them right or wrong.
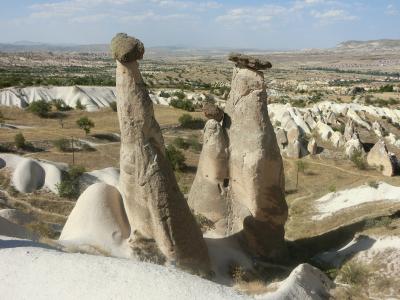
[203,102,224,122]
[111,33,145,63]
[228,53,272,71]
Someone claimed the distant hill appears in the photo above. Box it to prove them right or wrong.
[336,39,400,51]
[4,39,400,55]
[0,42,109,53]
[0,41,292,56]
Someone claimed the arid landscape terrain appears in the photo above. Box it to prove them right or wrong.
[1,38,400,299]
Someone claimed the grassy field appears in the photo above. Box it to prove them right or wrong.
[0,105,204,169]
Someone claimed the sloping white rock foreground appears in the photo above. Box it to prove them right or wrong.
[313,182,400,220]
[0,235,333,300]
[0,235,248,300]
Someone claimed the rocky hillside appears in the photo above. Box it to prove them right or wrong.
[337,39,400,51]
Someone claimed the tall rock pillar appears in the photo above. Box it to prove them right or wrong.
[111,33,210,273]
[189,53,288,262]
[225,54,288,261]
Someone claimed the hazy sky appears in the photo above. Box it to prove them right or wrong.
[0,0,399,49]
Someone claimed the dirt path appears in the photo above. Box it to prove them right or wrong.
[312,156,379,178]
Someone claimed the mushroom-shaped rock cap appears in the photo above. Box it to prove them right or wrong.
[228,53,272,71]
[111,33,145,63]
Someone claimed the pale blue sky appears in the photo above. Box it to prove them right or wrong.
[0,0,399,49]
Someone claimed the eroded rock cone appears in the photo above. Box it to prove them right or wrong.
[188,119,229,231]
[225,59,288,261]
[367,140,395,176]
[344,119,355,141]
[112,33,210,273]
[190,54,288,262]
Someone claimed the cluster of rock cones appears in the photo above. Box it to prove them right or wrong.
[61,33,289,274]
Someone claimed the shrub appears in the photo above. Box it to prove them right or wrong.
[178,114,205,129]
[166,145,186,171]
[187,137,202,152]
[75,99,85,110]
[14,133,26,149]
[109,102,117,112]
[339,262,369,285]
[368,181,379,189]
[194,213,215,233]
[80,143,95,152]
[76,116,95,135]
[296,160,308,174]
[350,150,367,170]
[27,100,51,117]
[377,84,394,93]
[338,123,345,134]
[52,99,72,111]
[364,216,392,229]
[53,138,70,152]
[328,185,336,193]
[228,263,249,283]
[172,90,185,100]
[159,91,171,98]
[173,137,189,150]
[179,114,194,127]
[170,99,195,111]
[56,165,86,199]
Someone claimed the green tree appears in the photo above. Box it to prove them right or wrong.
[178,114,205,129]
[166,145,186,171]
[170,99,195,111]
[14,133,26,149]
[173,137,189,150]
[109,102,117,112]
[27,100,51,117]
[52,99,72,111]
[75,99,86,110]
[350,150,367,170]
[172,90,185,100]
[53,138,70,152]
[56,165,86,199]
[76,116,95,135]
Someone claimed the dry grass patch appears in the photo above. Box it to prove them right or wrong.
[284,154,400,240]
